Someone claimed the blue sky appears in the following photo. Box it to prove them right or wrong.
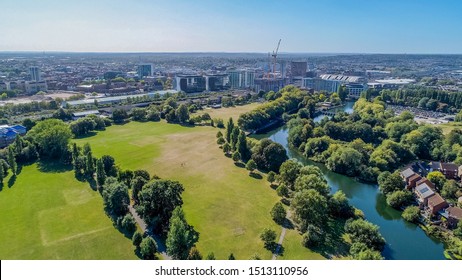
[1,0,461,53]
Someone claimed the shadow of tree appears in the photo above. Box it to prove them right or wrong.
[249,172,263,179]
[73,131,97,139]
[308,218,350,259]
[0,182,3,192]
[234,162,245,168]
[37,161,73,173]
[270,183,278,190]
[8,175,16,188]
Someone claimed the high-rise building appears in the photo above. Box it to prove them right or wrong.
[205,74,230,91]
[29,66,42,82]
[137,63,154,78]
[227,69,255,89]
[302,78,341,93]
[175,75,206,93]
[290,61,307,78]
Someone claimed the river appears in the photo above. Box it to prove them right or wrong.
[253,102,446,260]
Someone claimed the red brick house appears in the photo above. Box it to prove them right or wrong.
[427,193,448,215]
[445,206,462,228]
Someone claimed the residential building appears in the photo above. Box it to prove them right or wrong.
[407,173,422,190]
[29,66,42,82]
[346,83,366,99]
[25,81,48,94]
[440,163,459,179]
[444,206,462,228]
[416,178,435,190]
[227,70,255,89]
[254,78,285,93]
[427,193,448,215]
[415,183,435,205]
[137,63,154,78]
[400,168,416,185]
[290,61,307,78]
[302,77,341,93]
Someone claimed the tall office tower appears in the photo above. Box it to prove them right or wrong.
[243,70,255,88]
[137,63,154,78]
[29,66,41,82]
[290,61,307,77]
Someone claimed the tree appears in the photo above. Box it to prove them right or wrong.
[26,119,72,159]
[326,147,363,177]
[329,190,354,218]
[260,228,276,248]
[225,118,235,143]
[187,247,202,260]
[237,131,250,161]
[120,213,137,234]
[216,131,223,138]
[228,253,235,260]
[206,252,216,260]
[344,219,386,251]
[270,202,286,224]
[350,242,383,260]
[7,146,17,176]
[278,160,302,189]
[230,127,240,150]
[402,206,420,223]
[291,189,328,230]
[134,170,150,181]
[101,155,117,177]
[223,142,231,155]
[132,176,148,203]
[112,108,128,123]
[217,137,225,145]
[137,180,185,233]
[294,174,330,197]
[427,171,447,191]
[453,220,462,238]
[0,163,4,183]
[140,236,157,260]
[176,104,190,123]
[386,190,413,209]
[302,224,324,247]
[131,108,147,121]
[246,159,257,174]
[166,207,199,260]
[132,231,143,247]
[377,171,404,195]
[267,171,276,185]
[85,150,95,177]
[102,181,129,217]
[441,180,459,200]
[232,151,241,162]
[96,158,106,186]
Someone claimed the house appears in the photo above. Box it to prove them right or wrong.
[444,206,462,228]
[415,183,435,206]
[416,178,435,190]
[440,163,459,179]
[400,168,416,185]
[427,193,448,215]
[407,173,422,190]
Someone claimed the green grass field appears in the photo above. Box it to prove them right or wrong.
[0,162,136,259]
[74,105,323,259]
[436,122,462,135]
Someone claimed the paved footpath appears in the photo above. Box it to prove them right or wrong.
[272,211,291,260]
[128,205,172,260]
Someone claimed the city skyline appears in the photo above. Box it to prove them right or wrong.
[1,0,462,54]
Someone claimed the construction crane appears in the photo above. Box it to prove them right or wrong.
[271,39,281,80]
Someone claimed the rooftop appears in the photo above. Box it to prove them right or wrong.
[416,183,435,199]
[401,168,415,179]
[427,193,447,207]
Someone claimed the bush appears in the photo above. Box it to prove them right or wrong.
[386,190,413,209]
[120,213,137,234]
[140,236,157,259]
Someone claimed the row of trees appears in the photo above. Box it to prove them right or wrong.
[379,86,462,113]
[238,86,316,131]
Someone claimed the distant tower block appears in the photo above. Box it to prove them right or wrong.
[29,66,42,82]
